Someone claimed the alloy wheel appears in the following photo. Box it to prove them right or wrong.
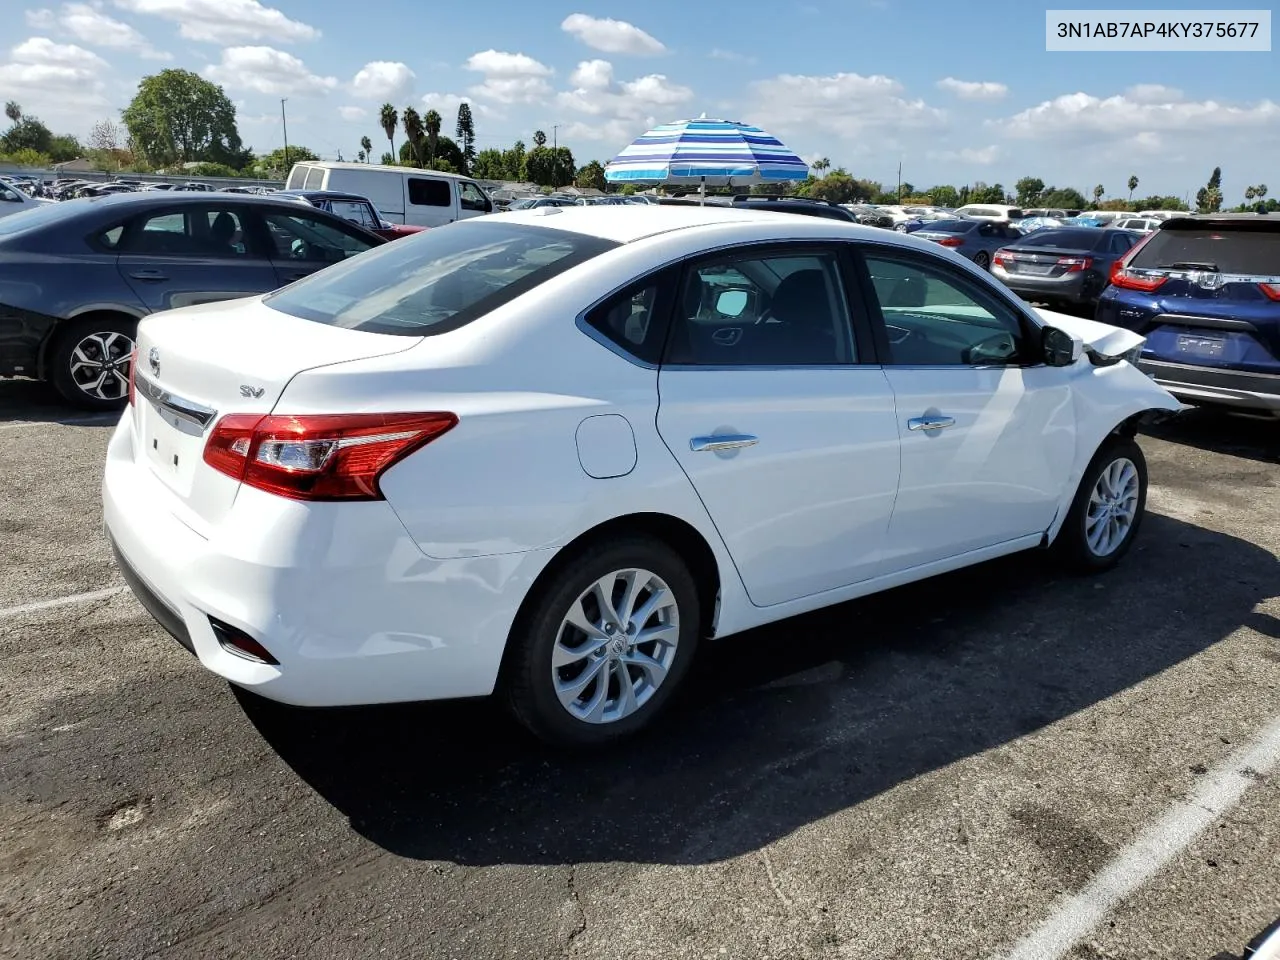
[1085,457,1140,557]
[68,330,134,401]
[551,567,680,724]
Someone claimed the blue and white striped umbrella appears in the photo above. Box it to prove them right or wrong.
[604,116,808,185]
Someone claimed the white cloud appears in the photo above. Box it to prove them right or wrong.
[936,77,1008,100]
[556,60,692,142]
[927,145,1001,165]
[749,72,943,145]
[997,90,1280,141]
[0,35,110,122]
[420,91,495,119]
[1125,83,1183,103]
[203,46,337,96]
[337,105,366,121]
[30,3,172,59]
[350,60,415,101]
[464,49,552,104]
[114,0,318,44]
[561,13,666,56]
[708,48,756,64]
[569,59,612,89]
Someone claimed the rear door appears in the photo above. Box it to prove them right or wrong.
[655,244,902,607]
[260,207,381,285]
[116,203,280,312]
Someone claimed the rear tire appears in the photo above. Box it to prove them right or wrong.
[973,251,991,270]
[1054,436,1147,573]
[48,315,136,410]
[505,536,701,747]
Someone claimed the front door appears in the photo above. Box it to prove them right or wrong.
[115,204,279,312]
[259,208,382,285]
[656,246,901,608]
[857,247,1076,570]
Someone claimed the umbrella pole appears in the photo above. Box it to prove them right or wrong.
[700,176,705,206]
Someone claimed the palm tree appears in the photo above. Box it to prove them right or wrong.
[813,157,831,178]
[4,101,20,124]
[360,135,372,162]
[533,129,547,148]
[357,149,366,163]
[379,104,398,163]
[401,107,423,166]
[1127,174,1138,200]
[1092,184,1105,205]
[1245,186,1257,203]
[424,109,442,165]
[1256,183,1268,201]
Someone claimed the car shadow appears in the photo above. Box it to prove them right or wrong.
[1141,405,1279,466]
[0,378,120,427]
[239,512,1276,867]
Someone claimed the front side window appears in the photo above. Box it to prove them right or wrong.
[863,252,1028,366]
[262,211,376,263]
[265,220,618,336]
[408,177,451,207]
[328,200,379,230]
[459,182,488,211]
[664,251,856,366]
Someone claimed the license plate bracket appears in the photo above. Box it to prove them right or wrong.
[1175,332,1225,359]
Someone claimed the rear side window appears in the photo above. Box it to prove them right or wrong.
[408,177,451,207]
[583,272,677,365]
[264,221,618,336]
[286,166,308,189]
[1130,226,1280,274]
[303,167,324,190]
[1015,229,1099,248]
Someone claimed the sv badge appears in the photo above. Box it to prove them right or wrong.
[239,385,265,398]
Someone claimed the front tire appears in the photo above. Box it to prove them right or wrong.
[48,316,136,410]
[1055,436,1148,573]
[505,536,701,747]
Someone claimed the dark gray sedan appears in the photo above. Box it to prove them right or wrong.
[911,218,1024,270]
[990,227,1143,310]
[0,192,384,408]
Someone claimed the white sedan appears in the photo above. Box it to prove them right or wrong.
[0,180,53,219]
[103,206,1180,745]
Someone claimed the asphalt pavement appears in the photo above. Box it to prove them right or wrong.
[1,377,1277,960]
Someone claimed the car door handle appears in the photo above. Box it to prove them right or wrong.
[128,270,168,282]
[690,434,759,452]
[907,416,956,431]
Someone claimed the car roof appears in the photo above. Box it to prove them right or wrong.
[59,191,330,211]
[275,189,370,203]
[291,160,473,180]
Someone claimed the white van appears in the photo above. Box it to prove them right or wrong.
[284,161,493,227]
[952,204,1024,222]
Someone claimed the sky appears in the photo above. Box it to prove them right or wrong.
[2,0,1276,202]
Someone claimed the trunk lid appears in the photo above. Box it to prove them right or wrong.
[130,296,419,531]
[998,244,1093,278]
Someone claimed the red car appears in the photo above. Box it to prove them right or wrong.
[275,190,427,241]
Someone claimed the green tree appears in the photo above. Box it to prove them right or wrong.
[455,102,476,174]
[927,184,961,207]
[379,104,398,163]
[1092,183,1105,205]
[812,157,830,177]
[525,144,574,187]
[48,134,83,163]
[1127,174,1139,200]
[576,159,606,191]
[380,151,394,165]
[0,147,49,167]
[401,107,424,166]
[621,183,637,195]
[121,68,242,167]
[472,148,505,179]
[1256,184,1268,200]
[1014,177,1045,207]
[424,108,442,163]
[360,135,372,162]
[1195,166,1224,213]
[805,169,866,204]
[0,116,53,155]
[188,161,240,178]
[968,181,1005,204]
[532,129,547,148]
[1041,186,1087,209]
[501,140,527,180]
[3,101,20,124]
[252,145,318,177]
[1208,166,1222,190]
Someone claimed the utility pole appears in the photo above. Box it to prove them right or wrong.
[281,98,290,172]
[897,159,902,203]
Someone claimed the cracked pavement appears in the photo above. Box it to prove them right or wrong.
[1,378,1278,960]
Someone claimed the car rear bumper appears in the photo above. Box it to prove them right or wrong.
[991,268,1091,303]
[102,414,550,706]
[1137,359,1280,413]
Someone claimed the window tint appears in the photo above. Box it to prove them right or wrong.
[924,220,974,234]
[117,207,251,257]
[1129,227,1280,274]
[263,211,375,263]
[265,221,618,336]
[408,177,451,207]
[286,167,307,189]
[459,182,488,211]
[665,251,855,366]
[303,167,324,190]
[329,199,379,230]
[864,253,1026,366]
[1015,229,1100,249]
[583,274,674,365]
[1107,232,1137,255]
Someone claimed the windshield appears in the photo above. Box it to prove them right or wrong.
[0,198,85,237]
[1014,229,1100,249]
[265,220,618,336]
[1129,225,1280,274]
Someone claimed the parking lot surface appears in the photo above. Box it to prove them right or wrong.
[1,378,1277,960]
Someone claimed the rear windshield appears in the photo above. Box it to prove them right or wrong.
[1129,225,1280,274]
[923,220,974,233]
[0,198,81,237]
[265,220,619,336]
[1014,229,1101,248]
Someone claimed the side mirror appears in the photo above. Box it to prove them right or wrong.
[716,289,748,318]
[1042,325,1083,366]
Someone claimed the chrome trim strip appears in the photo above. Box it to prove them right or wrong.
[134,373,218,428]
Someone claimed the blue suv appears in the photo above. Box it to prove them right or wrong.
[1095,214,1280,416]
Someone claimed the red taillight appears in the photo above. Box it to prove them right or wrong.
[938,236,964,248]
[1108,230,1165,291]
[1260,282,1280,301]
[992,249,1011,267]
[127,347,138,406]
[1057,256,1093,273]
[203,412,458,501]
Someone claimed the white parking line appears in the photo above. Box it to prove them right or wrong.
[0,586,128,620]
[996,715,1280,960]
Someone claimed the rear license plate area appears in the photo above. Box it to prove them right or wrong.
[1020,264,1054,276]
[1175,332,1225,360]
[141,402,203,490]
